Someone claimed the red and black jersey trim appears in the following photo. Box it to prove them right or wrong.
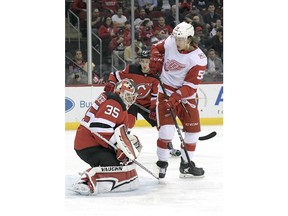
[90,122,112,128]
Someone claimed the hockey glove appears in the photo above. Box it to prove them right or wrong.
[104,82,115,93]
[149,52,164,75]
[166,92,182,110]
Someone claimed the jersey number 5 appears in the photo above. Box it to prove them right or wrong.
[104,105,120,118]
[197,70,205,80]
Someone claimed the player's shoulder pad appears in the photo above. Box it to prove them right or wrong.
[104,92,127,111]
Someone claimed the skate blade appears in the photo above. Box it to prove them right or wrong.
[179,173,205,178]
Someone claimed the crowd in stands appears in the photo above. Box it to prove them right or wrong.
[65,0,223,85]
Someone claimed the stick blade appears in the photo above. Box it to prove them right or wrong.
[198,131,217,141]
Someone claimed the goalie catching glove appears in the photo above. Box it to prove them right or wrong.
[114,125,143,164]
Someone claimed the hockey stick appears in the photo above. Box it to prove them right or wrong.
[134,103,151,113]
[93,131,160,180]
[134,102,216,141]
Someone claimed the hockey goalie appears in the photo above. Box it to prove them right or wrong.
[71,79,143,195]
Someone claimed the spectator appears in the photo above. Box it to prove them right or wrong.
[185,5,204,24]
[191,15,209,38]
[66,50,95,85]
[134,8,150,32]
[70,0,86,26]
[169,0,192,14]
[193,26,209,54]
[202,3,222,32]
[109,28,131,68]
[91,8,105,35]
[203,49,223,82]
[81,8,104,38]
[209,18,222,38]
[98,16,117,61]
[139,19,155,47]
[180,0,192,14]
[119,1,139,14]
[165,4,184,29]
[206,27,223,60]
[102,0,119,14]
[153,16,173,40]
[138,0,158,14]
[111,8,127,28]
[123,21,132,37]
[194,0,209,12]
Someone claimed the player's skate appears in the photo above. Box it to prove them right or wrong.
[156,160,168,178]
[179,158,205,178]
[168,142,181,157]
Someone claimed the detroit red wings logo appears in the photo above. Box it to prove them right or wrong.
[136,83,152,99]
[164,59,186,71]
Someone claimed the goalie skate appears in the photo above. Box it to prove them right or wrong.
[71,175,98,196]
[71,181,96,196]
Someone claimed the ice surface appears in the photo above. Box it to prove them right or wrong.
[65,125,223,215]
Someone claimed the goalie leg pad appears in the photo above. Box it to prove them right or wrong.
[94,163,139,193]
[72,164,139,195]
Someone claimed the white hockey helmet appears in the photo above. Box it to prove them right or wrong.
[172,21,194,40]
[114,78,138,109]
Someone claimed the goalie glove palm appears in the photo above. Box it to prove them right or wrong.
[114,125,142,163]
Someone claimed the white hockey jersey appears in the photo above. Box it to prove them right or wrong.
[159,36,207,98]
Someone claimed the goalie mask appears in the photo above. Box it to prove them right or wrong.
[114,79,138,109]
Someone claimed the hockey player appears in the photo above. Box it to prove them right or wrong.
[104,50,181,156]
[72,78,143,195]
[149,21,207,178]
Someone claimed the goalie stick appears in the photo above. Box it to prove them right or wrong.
[134,102,216,141]
[93,130,160,180]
